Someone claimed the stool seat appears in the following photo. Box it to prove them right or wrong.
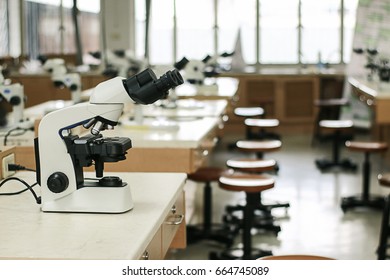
[319,119,353,129]
[234,107,264,118]
[226,158,276,173]
[236,140,282,153]
[259,254,335,260]
[346,141,388,153]
[219,172,274,193]
[187,167,224,182]
[244,118,279,128]
[378,173,390,187]
[244,118,281,141]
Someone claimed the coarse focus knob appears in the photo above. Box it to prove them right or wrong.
[47,172,69,193]
[9,96,21,106]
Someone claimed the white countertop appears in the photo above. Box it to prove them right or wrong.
[349,77,390,99]
[140,99,227,118]
[105,116,221,148]
[174,77,238,99]
[0,171,187,259]
[4,98,223,150]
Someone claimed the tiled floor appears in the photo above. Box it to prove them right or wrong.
[167,130,390,260]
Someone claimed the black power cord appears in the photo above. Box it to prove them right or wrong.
[8,163,36,172]
[0,164,40,204]
[3,126,34,146]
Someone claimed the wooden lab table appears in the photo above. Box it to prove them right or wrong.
[9,99,226,174]
[0,171,187,260]
[101,116,221,173]
[141,99,228,119]
[348,77,390,142]
[348,77,390,124]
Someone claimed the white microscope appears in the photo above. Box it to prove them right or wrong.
[0,67,27,128]
[174,56,221,93]
[174,57,207,85]
[42,58,82,103]
[34,68,183,213]
[90,50,146,78]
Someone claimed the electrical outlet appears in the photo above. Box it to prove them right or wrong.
[2,153,16,179]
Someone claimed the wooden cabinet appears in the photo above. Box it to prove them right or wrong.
[9,73,108,108]
[140,228,163,260]
[139,191,186,260]
[221,72,344,133]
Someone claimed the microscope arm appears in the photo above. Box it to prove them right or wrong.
[37,102,124,202]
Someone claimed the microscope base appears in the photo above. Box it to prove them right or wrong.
[41,183,133,214]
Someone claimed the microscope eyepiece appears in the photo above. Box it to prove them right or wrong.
[124,68,184,105]
[155,69,183,92]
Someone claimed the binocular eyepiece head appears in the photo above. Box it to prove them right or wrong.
[124,68,184,105]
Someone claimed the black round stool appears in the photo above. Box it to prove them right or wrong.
[315,120,357,171]
[377,173,390,259]
[224,158,288,235]
[227,107,265,150]
[236,139,282,160]
[312,98,349,146]
[210,172,275,260]
[186,167,237,247]
[244,118,281,140]
[341,141,388,212]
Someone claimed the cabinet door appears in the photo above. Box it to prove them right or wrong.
[139,228,162,260]
[283,78,317,121]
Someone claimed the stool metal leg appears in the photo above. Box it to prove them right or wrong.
[243,193,257,259]
[332,130,340,164]
[341,152,385,212]
[362,152,370,201]
[377,194,390,260]
[204,182,212,234]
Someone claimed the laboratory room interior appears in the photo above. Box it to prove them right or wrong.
[0,0,390,261]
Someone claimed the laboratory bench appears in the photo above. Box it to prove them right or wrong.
[0,171,187,260]
[141,99,228,119]
[6,98,225,173]
[348,77,390,124]
[174,77,239,101]
[348,77,390,142]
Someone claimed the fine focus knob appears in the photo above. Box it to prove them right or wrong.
[47,172,69,193]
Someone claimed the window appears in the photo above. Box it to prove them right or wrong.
[175,0,214,61]
[301,0,341,64]
[217,0,256,64]
[148,0,174,65]
[23,0,100,60]
[139,0,358,66]
[260,0,299,64]
[0,0,9,57]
